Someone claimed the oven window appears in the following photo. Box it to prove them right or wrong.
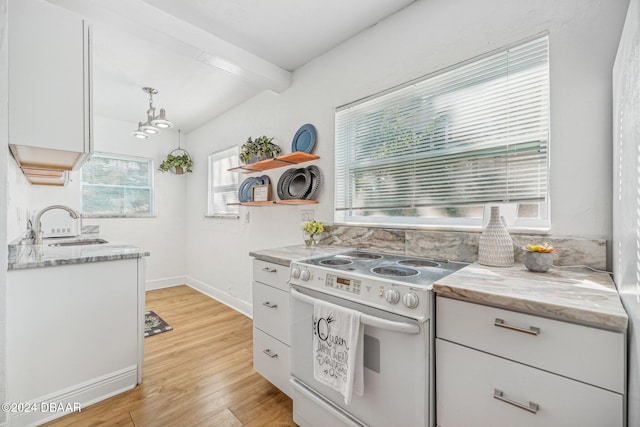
[334,35,550,231]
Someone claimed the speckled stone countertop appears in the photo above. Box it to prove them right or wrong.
[8,235,150,270]
[433,263,628,331]
[249,245,349,266]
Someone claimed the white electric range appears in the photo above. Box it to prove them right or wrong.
[289,250,467,427]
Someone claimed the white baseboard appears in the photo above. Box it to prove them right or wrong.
[8,366,137,427]
[186,276,252,319]
[146,275,186,291]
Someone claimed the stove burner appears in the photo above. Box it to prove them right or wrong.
[398,259,440,268]
[372,266,419,277]
[320,259,353,266]
[337,251,384,260]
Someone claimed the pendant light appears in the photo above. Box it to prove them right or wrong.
[133,122,148,139]
[132,87,174,138]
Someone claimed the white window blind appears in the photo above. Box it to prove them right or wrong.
[335,35,549,228]
[208,146,240,218]
[81,153,154,216]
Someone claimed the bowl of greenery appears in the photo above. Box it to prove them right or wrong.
[239,136,282,164]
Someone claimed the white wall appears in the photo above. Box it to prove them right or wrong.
[184,0,629,312]
[1,0,8,423]
[6,116,188,289]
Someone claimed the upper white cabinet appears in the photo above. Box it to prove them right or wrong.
[8,0,92,177]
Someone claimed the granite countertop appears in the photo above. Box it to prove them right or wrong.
[433,263,628,331]
[249,245,350,266]
[8,235,150,270]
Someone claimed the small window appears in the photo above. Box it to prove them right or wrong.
[81,153,154,217]
[335,35,550,230]
[208,146,240,218]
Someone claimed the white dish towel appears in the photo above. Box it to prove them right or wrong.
[313,299,364,405]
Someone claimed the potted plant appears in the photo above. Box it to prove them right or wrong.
[522,243,557,272]
[158,150,193,174]
[301,220,324,246]
[239,136,282,164]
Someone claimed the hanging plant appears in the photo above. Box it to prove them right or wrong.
[159,129,193,174]
[159,150,193,174]
[239,136,281,164]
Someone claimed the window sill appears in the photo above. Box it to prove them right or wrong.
[81,214,156,219]
[334,221,551,235]
[204,214,240,220]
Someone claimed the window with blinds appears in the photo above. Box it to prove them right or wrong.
[208,146,240,218]
[335,35,550,229]
[81,153,154,217]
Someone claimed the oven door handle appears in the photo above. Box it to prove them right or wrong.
[290,288,420,334]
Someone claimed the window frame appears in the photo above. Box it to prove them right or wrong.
[80,152,155,218]
[207,146,240,219]
[334,34,550,232]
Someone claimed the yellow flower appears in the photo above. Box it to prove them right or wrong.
[302,220,324,235]
[525,243,557,253]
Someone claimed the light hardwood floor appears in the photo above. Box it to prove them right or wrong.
[44,285,296,427]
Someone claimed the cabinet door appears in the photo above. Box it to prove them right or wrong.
[253,259,290,291]
[9,0,91,156]
[252,281,290,344]
[436,339,623,427]
[436,297,625,393]
[253,327,292,397]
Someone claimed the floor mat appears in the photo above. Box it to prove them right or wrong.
[145,310,173,338]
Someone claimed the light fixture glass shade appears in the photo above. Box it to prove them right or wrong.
[133,122,149,139]
[141,122,159,134]
[140,111,159,134]
[151,109,174,129]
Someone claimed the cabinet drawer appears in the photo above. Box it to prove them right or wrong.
[253,259,290,291]
[253,281,290,344]
[436,339,623,427]
[436,297,625,393]
[253,327,292,398]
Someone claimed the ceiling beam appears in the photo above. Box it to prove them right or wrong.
[46,0,292,92]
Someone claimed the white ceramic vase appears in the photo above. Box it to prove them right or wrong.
[478,206,514,267]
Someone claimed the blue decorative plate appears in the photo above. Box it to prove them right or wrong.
[291,123,317,154]
[238,177,262,202]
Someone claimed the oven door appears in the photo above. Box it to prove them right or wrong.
[290,285,429,427]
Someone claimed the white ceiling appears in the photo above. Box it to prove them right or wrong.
[47,0,416,133]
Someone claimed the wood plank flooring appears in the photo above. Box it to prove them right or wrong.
[43,285,296,427]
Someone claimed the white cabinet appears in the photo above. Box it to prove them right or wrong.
[7,259,145,427]
[435,297,626,427]
[8,0,92,176]
[252,259,292,397]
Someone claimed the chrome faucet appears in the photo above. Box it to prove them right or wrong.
[32,205,81,245]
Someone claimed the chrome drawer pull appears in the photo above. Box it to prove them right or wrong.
[262,267,277,273]
[493,389,539,414]
[262,301,278,309]
[494,318,540,336]
[263,349,278,358]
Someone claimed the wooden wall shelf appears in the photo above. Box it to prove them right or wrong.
[229,152,319,174]
[228,200,319,206]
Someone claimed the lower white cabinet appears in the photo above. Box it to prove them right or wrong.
[253,328,292,396]
[7,258,146,427]
[252,259,292,397]
[435,296,626,427]
[436,339,623,427]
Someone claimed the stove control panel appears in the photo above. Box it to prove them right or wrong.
[325,273,361,294]
[289,262,431,320]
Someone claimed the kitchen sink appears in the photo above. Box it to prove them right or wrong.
[48,238,109,247]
